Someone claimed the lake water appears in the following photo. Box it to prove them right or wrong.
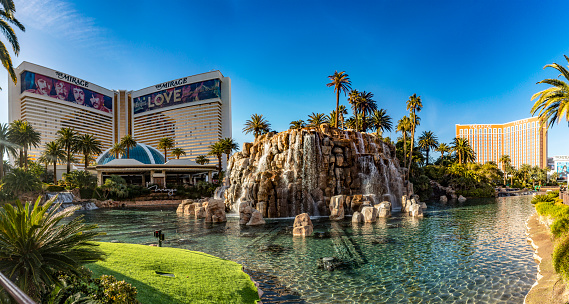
[72,196,537,303]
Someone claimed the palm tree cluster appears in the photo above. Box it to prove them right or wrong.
[531,55,569,128]
[243,114,271,139]
[208,137,239,178]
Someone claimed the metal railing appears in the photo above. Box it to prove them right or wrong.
[0,271,36,304]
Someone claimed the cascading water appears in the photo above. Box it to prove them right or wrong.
[45,192,98,211]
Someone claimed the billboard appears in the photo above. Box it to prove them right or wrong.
[20,71,113,113]
[133,79,220,114]
[557,161,569,180]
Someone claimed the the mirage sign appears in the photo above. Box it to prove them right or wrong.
[133,78,221,114]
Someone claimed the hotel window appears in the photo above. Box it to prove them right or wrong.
[460,129,463,135]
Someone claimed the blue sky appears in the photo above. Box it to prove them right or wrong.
[1,0,568,156]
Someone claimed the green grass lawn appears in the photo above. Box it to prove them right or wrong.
[86,242,260,304]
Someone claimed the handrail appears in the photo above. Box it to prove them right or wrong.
[0,271,36,304]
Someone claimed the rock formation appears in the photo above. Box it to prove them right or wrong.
[177,199,227,222]
[205,199,226,223]
[293,213,313,237]
[224,126,405,218]
[239,202,266,225]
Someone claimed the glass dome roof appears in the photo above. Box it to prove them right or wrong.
[97,143,165,165]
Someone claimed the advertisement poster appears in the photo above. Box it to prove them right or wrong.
[557,161,569,179]
[134,79,220,114]
[21,71,113,113]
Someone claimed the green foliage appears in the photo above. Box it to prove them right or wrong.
[531,191,559,204]
[0,197,105,300]
[98,275,139,304]
[553,233,569,282]
[45,184,65,192]
[457,186,494,198]
[80,188,95,199]
[535,199,569,219]
[102,175,129,199]
[552,218,569,238]
[63,170,97,189]
[411,174,431,201]
[0,167,42,196]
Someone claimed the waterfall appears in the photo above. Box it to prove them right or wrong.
[45,192,99,211]
[359,155,382,196]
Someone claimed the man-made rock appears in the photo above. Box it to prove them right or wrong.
[239,202,254,225]
[247,209,266,226]
[205,199,226,222]
[440,195,448,203]
[421,202,427,210]
[409,203,423,217]
[376,201,391,218]
[223,128,405,218]
[361,206,378,223]
[293,213,313,237]
[329,195,345,220]
[458,195,467,203]
[352,211,363,223]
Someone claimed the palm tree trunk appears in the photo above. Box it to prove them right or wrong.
[24,147,28,170]
[67,148,71,174]
[407,127,415,180]
[19,150,23,167]
[426,149,429,166]
[335,90,340,129]
[217,155,222,179]
[0,150,3,178]
[127,148,130,159]
[53,161,57,184]
[84,154,88,169]
[164,149,167,162]
[403,134,407,168]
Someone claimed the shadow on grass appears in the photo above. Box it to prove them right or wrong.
[86,263,181,304]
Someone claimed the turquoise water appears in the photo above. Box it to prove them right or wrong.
[73,196,537,303]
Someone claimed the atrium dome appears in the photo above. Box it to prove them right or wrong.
[97,143,165,165]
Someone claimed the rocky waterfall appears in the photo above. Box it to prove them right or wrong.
[224,125,405,218]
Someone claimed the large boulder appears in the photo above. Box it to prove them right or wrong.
[440,195,448,203]
[376,201,391,218]
[458,195,467,203]
[352,211,363,223]
[409,203,423,217]
[205,199,226,222]
[329,195,345,220]
[239,202,254,225]
[361,206,378,223]
[293,213,313,237]
[247,209,266,226]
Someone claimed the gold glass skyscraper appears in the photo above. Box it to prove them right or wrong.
[455,117,547,169]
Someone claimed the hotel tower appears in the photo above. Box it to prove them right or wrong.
[8,62,231,167]
[455,117,547,169]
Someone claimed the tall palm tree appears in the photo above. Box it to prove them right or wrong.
[370,109,392,136]
[417,131,439,166]
[327,71,352,128]
[56,127,78,174]
[9,120,41,170]
[243,114,271,139]
[0,123,17,178]
[436,143,451,160]
[171,147,186,159]
[43,141,66,184]
[208,141,224,177]
[307,112,329,127]
[519,163,531,184]
[338,105,348,129]
[348,89,362,131]
[195,155,210,165]
[0,197,104,301]
[157,137,175,162]
[406,94,423,179]
[0,0,25,91]
[220,137,239,163]
[452,137,475,165]
[396,116,412,168]
[289,120,306,130]
[499,154,511,185]
[328,110,339,128]
[119,135,137,159]
[531,55,569,128]
[76,134,102,169]
[358,91,377,131]
[109,142,124,159]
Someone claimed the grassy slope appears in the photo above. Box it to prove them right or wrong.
[86,242,259,304]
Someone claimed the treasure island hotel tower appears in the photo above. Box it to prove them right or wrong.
[8,62,231,167]
[455,117,547,170]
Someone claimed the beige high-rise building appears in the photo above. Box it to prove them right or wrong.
[455,117,547,169]
[8,62,231,168]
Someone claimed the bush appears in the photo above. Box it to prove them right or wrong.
[552,217,569,238]
[531,191,559,204]
[45,184,65,192]
[97,275,139,304]
[0,168,42,197]
[535,200,569,219]
[553,233,569,282]
[63,170,97,189]
[79,188,94,199]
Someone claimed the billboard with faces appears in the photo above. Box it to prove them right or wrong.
[557,161,569,179]
[20,71,113,113]
[133,78,221,115]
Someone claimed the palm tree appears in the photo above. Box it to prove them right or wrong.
[452,137,475,165]
[370,109,392,136]
[0,123,17,178]
[417,131,439,166]
[328,110,338,128]
[220,137,239,163]
[195,155,210,165]
[243,114,271,139]
[0,0,25,91]
[44,141,66,184]
[327,71,352,128]
[348,89,361,130]
[56,127,78,174]
[499,154,511,185]
[157,137,175,162]
[396,116,412,168]
[76,134,102,169]
[109,142,124,159]
[120,135,137,159]
[338,105,348,129]
[9,120,41,170]
[436,143,451,160]
[307,112,329,127]
[289,120,306,130]
[358,91,377,131]
[519,164,531,184]
[1,168,41,197]
[208,141,224,177]
[531,55,569,128]
[406,94,423,179]
[171,147,186,159]
[0,197,104,300]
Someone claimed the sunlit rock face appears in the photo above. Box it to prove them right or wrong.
[224,125,405,218]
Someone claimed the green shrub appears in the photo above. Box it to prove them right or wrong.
[535,200,569,218]
[79,188,94,199]
[63,171,97,189]
[45,184,65,192]
[531,191,559,204]
[97,275,139,304]
[552,217,569,238]
[553,233,569,282]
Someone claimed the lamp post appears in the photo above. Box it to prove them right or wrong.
[154,230,165,247]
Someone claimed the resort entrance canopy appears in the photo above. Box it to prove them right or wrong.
[92,159,218,187]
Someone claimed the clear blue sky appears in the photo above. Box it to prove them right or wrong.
[1,0,568,156]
